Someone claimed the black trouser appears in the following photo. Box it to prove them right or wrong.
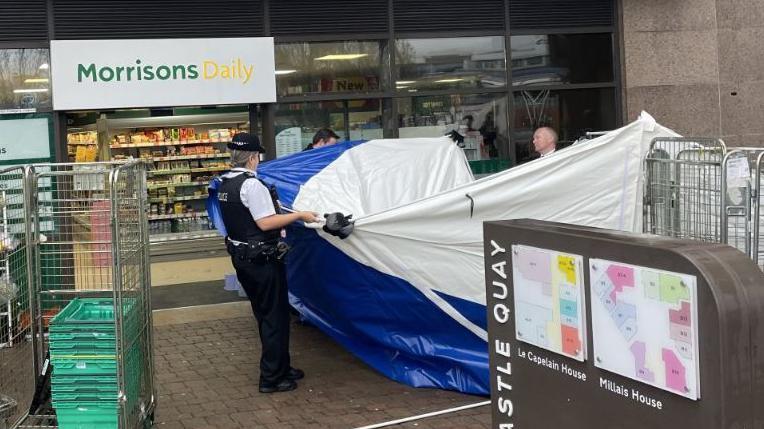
[230,255,291,384]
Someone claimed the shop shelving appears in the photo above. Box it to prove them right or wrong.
[151,153,230,162]
[146,181,208,190]
[67,112,247,246]
[148,213,209,221]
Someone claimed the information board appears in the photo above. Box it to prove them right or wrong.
[590,259,700,400]
[512,245,586,361]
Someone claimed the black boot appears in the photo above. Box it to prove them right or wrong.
[259,378,298,394]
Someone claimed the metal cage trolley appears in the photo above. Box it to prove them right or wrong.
[720,148,764,270]
[0,166,37,429]
[0,161,155,429]
[643,137,727,243]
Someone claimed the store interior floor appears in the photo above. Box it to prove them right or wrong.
[151,280,246,310]
[150,258,490,428]
[151,256,244,310]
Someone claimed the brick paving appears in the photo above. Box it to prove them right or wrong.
[153,316,490,429]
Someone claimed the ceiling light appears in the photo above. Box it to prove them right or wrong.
[408,89,418,93]
[396,86,409,90]
[38,63,49,70]
[275,70,297,75]
[314,54,368,61]
[13,88,48,93]
[434,78,465,83]
[396,81,415,85]
[24,78,49,83]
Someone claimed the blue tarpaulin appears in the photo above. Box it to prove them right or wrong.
[260,141,491,395]
[210,139,491,395]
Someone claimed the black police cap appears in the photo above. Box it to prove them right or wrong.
[227,132,266,153]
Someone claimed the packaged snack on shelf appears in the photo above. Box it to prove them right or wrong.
[152,129,162,142]
[74,146,97,162]
[180,128,195,141]
[68,131,98,145]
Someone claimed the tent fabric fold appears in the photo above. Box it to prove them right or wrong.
[239,113,679,395]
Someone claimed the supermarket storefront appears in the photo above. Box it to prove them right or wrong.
[0,0,620,249]
[50,38,277,246]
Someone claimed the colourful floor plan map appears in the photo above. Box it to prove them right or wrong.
[589,259,700,400]
[511,245,586,361]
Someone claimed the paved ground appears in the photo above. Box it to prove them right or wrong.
[153,315,490,429]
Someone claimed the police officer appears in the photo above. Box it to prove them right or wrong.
[218,133,320,393]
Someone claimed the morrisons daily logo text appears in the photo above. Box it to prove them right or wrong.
[77,58,254,84]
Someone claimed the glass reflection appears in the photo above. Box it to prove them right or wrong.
[511,34,614,86]
[0,49,51,111]
[512,88,616,163]
[274,99,384,158]
[396,93,509,163]
[275,41,383,97]
[395,37,506,92]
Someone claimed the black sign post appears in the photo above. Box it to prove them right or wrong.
[485,219,764,428]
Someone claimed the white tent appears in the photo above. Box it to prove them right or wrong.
[293,112,680,340]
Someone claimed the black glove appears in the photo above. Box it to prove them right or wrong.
[323,212,354,239]
[446,130,465,148]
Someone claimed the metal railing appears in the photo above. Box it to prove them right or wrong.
[643,137,764,271]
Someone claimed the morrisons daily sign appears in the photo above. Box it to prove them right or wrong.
[77,59,256,84]
[51,38,276,111]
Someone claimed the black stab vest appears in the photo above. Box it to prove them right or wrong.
[218,172,280,243]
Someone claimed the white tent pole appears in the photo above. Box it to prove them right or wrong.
[353,400,491,429]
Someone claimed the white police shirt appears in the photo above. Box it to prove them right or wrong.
[220,168,275,222]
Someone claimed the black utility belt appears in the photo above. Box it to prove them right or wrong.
[226,238,289,261]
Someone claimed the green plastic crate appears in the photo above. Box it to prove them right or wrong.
[51,357,119,376]
[51,376,118,395]
[469,159,511,175]
[52,345,142,392]
[51,376,139,412]
[50,299,147,429]
[52,391,119,403]
[50,331,117,342]
[53,401,119,429]
[49,298,141,340]
[50,298,131,326]
[50,340,117,354]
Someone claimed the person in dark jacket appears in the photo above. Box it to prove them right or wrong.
[303,128,340,150]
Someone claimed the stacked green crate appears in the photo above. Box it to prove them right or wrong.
[49,298,143,429]
[468,159,511,176]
